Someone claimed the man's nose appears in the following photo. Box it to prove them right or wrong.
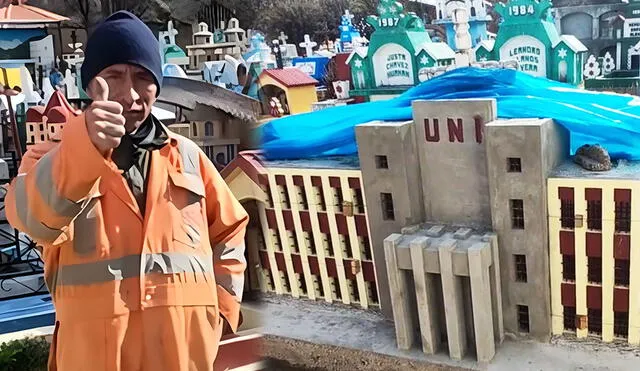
[120,74,141,106]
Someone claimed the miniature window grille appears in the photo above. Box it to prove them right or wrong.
[510,199,525,229]
[562,255,576,281]
[587,257,602,284]
[615,201,631,233]
[287,230,298,253]
[587,200,602,230]
[588,309,602,335]
[340,234,353,259]
[360,236,372,261]
[507,157,522,173]
[563,306,576,331]
[375,155,389,169]
[517,305,530,333]
[303,231,316,255]
[323,234,334,257]
[615,259,630,286]
[296,185,309,210]
[333,187,344,212]
[560,199,575,229]
[279,185,291,209]
[381,193,395,221]
[514,255,528,282]
[614,311,629,338]
[354,188,365,214]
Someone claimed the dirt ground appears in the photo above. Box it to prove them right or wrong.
[261,335,471,371]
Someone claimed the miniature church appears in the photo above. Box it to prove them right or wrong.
[186,19,248,73]
[433,0,490,49]
[346,0,455,101]
[475,0,587,85]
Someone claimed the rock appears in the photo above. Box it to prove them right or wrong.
[573,144,612,171]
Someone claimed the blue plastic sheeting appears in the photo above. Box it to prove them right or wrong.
[259,67,640,161]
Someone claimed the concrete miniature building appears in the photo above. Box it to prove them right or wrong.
[476,0,588,84]
[548,163,640,344]
[384,225,502,362]
[257,68,318,115]
[186,19,248,73]
[355,100,569,345]
[346,0,455,101]
[156,76,261,167]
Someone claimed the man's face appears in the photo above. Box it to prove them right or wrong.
[90,64,157,133]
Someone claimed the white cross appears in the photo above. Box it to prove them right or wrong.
[279,32,289,45]
[167,20,178,46]
[299,34,317,57]
[344,10,354,22]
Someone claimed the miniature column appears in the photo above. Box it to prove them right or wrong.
[484,233,504,344]
[467,243,495,363]
[410,236,441,354]
[438,239,467,360]
[384,234,415,350]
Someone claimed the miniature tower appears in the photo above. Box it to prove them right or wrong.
[448,0,475,65]
[434,0,488,48]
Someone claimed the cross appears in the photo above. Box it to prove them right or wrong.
[299,34,317,57]
[271,40,284,69]
[278,31,289,45]
[344,10,355,23]
[167,20,178,45]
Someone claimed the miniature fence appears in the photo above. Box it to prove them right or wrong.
[252,168,379,309]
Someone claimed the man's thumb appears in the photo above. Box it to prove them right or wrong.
[91,76,110,102]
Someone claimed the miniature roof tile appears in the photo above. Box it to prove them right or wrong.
[556,35,588,53]
[0,1,69,24]
[415,42,456,60]
[260,68,318,87]
[26,90,80,123]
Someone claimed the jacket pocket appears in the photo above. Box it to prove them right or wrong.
[71,191,104,256]
[168,171,207,248]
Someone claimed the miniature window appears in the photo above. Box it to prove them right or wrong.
[615,201,631,233]
[562,255,575,281]
[587,200,602,230]
[517,305,530,333]
[615,259,630,286]
[507,157,521,172]
[588,309,602,335]
[560,199,575,229]
[470,6,476,16]
[205,121,214,136]
[587,257,602,284]
[614,312,629,338]
[514,255,527,282]
[375,155,388,169]
[510,199,525,229]
[354,188,365,214]
[192,123,198,137]
[563,306,576,331]
[381,193,395,221]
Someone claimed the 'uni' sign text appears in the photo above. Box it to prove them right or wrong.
[424,116,485,144]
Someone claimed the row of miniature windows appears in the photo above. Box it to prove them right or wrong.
[561,255,630,287]
[563,307,629,339]
[560,199,630,233]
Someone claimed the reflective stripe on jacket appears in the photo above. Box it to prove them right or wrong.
[4,113,248,331]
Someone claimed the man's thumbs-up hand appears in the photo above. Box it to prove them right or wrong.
[85,76,126,157]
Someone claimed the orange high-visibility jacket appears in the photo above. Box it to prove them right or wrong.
[4,114,248,368]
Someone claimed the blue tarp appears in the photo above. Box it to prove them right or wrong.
[259,67,640,161]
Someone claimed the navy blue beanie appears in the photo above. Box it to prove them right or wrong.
[81,11,163,96]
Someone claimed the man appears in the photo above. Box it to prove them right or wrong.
[5,11,248,371]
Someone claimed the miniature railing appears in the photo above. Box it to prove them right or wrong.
[0,184,47,302]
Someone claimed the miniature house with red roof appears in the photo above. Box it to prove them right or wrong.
[257,68,318,115]
[25,91,80,146]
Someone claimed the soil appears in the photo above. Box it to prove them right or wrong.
[261,335,471,371]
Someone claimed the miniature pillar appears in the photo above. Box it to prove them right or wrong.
[384,234,415,350]
[468,243,495,363]
[438,239,467,360]
[410,237,441,354]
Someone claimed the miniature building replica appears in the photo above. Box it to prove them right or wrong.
[337,10,365,53]
[186,19,248,73]
[221,153,379,309]
[476,0,588,84]
[203,55,248,93]
[159,20,189,68]
[257,68,319,115]
[548,164,640,344]
[346,0,456,101]
[292,55,331,86]
[25,90,79,146]
[552,0,620,61]
[433,0,490,49]
[385,225,502,362]
[156,76,261,168]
